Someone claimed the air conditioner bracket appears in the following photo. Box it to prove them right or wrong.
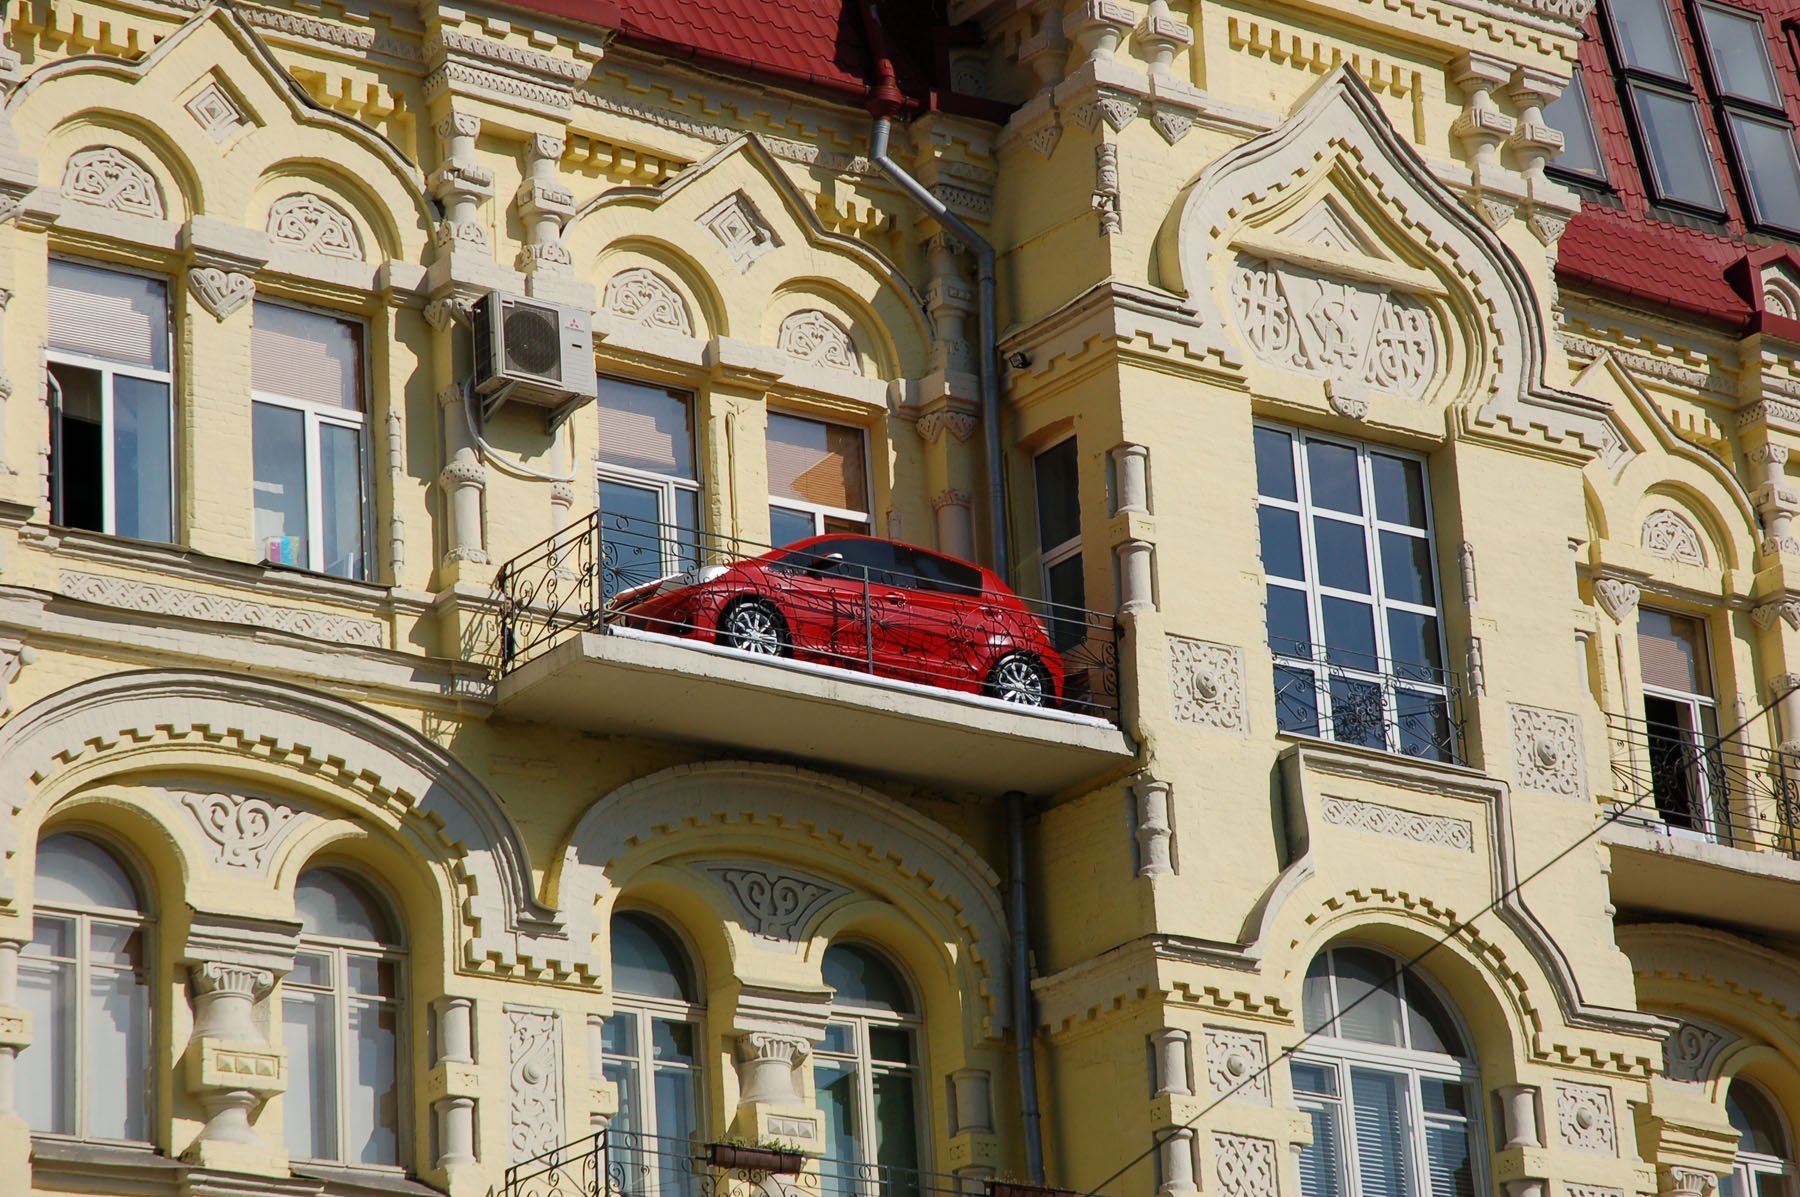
[480,380,520,423]
[545,393,589,435]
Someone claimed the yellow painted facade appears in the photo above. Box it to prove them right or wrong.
[0,1,1789,1197]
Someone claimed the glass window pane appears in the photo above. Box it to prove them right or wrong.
[1299,1103,1343,1197]
[770,505,818,549]
[87,963,149,1140]
[1727,114,1800,232]
[816,1059,862,1197]
[598,378,695,478]
[1633,88,1726,210]
[18,954,74,1133]
[1260,508,1306,580]
[869,1026,913,1064]
[1254,426,1297,501]
[601,479,672,598]
[825,944,911,1013]
[1266,585,1313,659]
[1727,1081,1789,1157]
[1396,690,1455,763]
[1379,532,1436,606]
[1371,455,1428,527]
[49,362,104,533]
[1045,553,1088,651]
[767,413,868,513]
[1292,1060,1338,1096]
[295,871,394,945]
[1424,1121,1475,1197]
[1321,597,1377,668]
[1348,1068,1412,1197]
[27,914,74,959]
[289,950,332,988]
[1302,955,1334,1035]
[284,990,339,1161]
[602,1013,638,1058]
[319,422,364,580]
[612,913,696,1002]
[1275,664,1322,737]
[652,1018,695,1063]
[1700,5,1781,105]
[1314,519,1371,594]
[346,954,396,998]
[653,1066,697,1176]
[1406,981,1467,1057]
[1419,1078,1470,1117]
[113,376,172,543]
[1387,610,1444,676]
[1034,438,1082,551]
[1332,948,1404,1046]
[253,303,363,411]
[36,836,140,912]
[604,1057,643,1135]
[1306,441,1362,514]
[1639,608,1711,695]
[346,998,399,1165]
[1610,0,1688,77]
[254,402,309,567]
[872,1069,921,1172]
[672,487,701,574]
[1546,69,1609,179]
[820,1023,856,1056]
[87,922,141,969]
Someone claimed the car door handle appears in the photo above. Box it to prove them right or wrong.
[881,593,906,604]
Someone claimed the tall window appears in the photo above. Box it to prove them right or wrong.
[284,869,403,1167]
[597,379,701,594]
[1639,608,1724,838]
[1723,1079,1795,1197]
[1595,0,1800,231]
[18,833,151,1142]
[816,943,923,1197]
[252,302,367,579]
[1254,425,1455,762]
[1033,438,1086,652]
[602,911,701,1195]
[767,412,869,547]
[1545,67,1609,182]
[46,259,174,543]
[1295,945,1479,1197]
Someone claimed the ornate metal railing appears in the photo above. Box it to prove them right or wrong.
[476,510,1121,722]
[1270,642,1468,765]
[504,1131,977,1197]
[1606,712,1800,856]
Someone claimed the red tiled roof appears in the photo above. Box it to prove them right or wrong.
[1559,205,1752,328]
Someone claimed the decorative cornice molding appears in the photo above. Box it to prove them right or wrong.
[57,571,385,647]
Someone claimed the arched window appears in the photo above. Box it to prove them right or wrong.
[1724,1079,1795,1197]
[816,943,923,1197]
[1293,944,1480,1197]
[284,868,404,1167]
[18,833,151,1141]
[603,910,701,1191]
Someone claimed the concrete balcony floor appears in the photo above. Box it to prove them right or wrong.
[494,626,1138,795]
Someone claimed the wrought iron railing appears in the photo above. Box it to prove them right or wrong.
[1270,641,1468,765]
[504,1131,979,1197]
[476,510,1121,722]
[1606,712,1800,856]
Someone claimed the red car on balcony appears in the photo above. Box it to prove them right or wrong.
[609,534,1067,707]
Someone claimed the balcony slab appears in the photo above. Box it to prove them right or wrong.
[1603,820,1800,936]
[494,627,1138,795]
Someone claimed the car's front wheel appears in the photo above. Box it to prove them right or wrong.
[718,599,790,657]
[985,652,1051,707]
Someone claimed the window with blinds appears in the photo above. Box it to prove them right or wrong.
[598,378,694,480]
[766,411,869,546]
[1638,608,1712,698]
[594,378,701,590]
[45,260,174,543]
[252,302,363,411]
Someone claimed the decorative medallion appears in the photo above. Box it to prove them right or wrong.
[699,860,850,946]
[776,310,860,373]
[1509,704,1586,799]
[62,147,165,219]
[700,191,778,272]
[1167,636,1248,734]
[602,268,692,335]
[267,193,363,260]
[1641,509,1706,567]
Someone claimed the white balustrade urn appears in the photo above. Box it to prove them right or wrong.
[437,1095,478,1167]
[1167,636,1247,734]
[735,1031,810,1107]
[1555,1081,1617,1154]
[1203,1026,1269,1104]
[1150,1027,1192,1096]
[949,1068,993,1135]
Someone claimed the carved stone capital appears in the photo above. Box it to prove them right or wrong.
[1750,443,1790,466]
[193,961,275,1000]
[1752,599,1800,631]
[735,1031,810,1067]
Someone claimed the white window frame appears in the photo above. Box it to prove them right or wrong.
[602,990,703,1169]
[45,258,175,540]
[1256,424,1453,760]
[767,412,872,541]
[19,838,152,1144]
[283,911,406,1169]
[815,954,928,1194]
[596,377,702,579]
[1033,436,1083,600]
[250,299,372,580]
[1293,947,1483,1197]
[1728,1079,1799,1197]
[1639,609,1724,843]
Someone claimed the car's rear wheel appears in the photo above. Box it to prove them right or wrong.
[719,599,790,657]
[986,652,1051,707]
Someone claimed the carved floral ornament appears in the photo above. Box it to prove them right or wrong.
[61,146,165,219]
[266,192,363,260]
[1641,508,1707,567]
[602,267,692,336]
[777,309,861,374]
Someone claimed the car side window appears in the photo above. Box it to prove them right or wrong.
[911,551,984,597]
[831,540,902,586]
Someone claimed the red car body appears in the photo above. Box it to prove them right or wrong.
[610,534,1067,706]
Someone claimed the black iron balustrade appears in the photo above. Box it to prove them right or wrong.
[504,1130,979,1197]
[478,510,1122,723]
[1269,640,1468,765]
[1606,711,1800,856]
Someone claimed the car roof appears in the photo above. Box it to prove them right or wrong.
[778,534,1005,584]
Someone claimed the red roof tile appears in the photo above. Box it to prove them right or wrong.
[1559,205,1752,329]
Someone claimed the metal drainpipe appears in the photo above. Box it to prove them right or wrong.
[867,115,1011,583]
[1005,789,1046,1183]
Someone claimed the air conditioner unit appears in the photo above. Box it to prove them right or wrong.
[471,291,597,427]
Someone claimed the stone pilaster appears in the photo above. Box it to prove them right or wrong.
[424,996,482,1187]
[0,937,32,1181]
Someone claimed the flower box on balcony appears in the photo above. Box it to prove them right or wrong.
[706,1142,806,1174]
[992,1183,1085,1197]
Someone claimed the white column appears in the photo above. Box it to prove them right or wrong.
[735,1031,810,1108]
[1498,1084,1542,1149]
[431,996,479,1168]
[1135,777,1175,878]
[0,938,25,1118]
[1150,1028,1191,1096]
[950,1068,993,1135]
[1156,1126,1198,1196]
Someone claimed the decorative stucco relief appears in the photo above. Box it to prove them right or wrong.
[1203,1027,1270,1104]
[1641,509,1706,567]
[777,310,860,373]
[699,861,849,947]
[62,147,165,219]
[700,191,777,272]
[1229,255,1437,402]
[507,1007,563,1163]
[1214,1133,1278,1197]
[174,790,312,875]
[57,572,385,647]
[1592,578,1640,623]
[267,193,363,260]
[1321,795,1473,851]
[602,268,692,335]
[1564,1187,1624,1197]
[185,81,248,141]
[187,267,254,320]
[0,638,34,718]
[1661,1019,1736,1085]
[1167,636,1248,734]
[1509,704,1586,799]
[1555,1081,1617,1154]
